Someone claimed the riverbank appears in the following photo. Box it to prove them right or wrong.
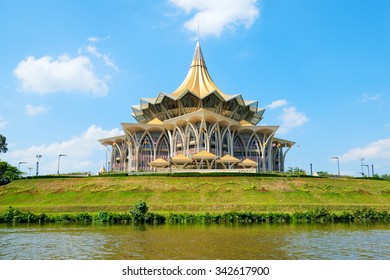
[1,206,390,224]
[1,174,389,214]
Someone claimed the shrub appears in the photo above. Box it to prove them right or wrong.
[130,201,149,223]
[267,212,291,223]
[0,206,40,223]
[75,212,92,223]
[353,207,379,222]
[54,214,75,223]
[145,212,165,224]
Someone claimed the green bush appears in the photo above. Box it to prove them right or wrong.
[54,213,75,223]
[94,211,131,223]
[353,207,380,222]
[130,201,149,223]
[0,206,39,223]
[2,206,390,225]
[75,212,93,223]
[267,212,291,223]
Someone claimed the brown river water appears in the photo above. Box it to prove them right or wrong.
[0,223,389,260]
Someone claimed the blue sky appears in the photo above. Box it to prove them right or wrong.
[0,0,389,176]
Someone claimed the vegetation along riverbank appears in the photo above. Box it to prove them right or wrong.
[1,204,390,225]
[0,173,389,216]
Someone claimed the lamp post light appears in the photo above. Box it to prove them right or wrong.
[359,157,365,176]
[363,164,370,177]
[57,154,67,175]
[331,156,340,176]
[36,155,42,176]
[18,161,27,171]
[18,161,27,177]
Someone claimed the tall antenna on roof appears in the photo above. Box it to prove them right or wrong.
[197,18,200,42]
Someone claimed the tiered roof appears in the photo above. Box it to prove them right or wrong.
[131,42,265,125]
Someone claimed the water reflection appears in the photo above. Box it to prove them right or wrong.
[283,224,390,260]
[0,223,389,260]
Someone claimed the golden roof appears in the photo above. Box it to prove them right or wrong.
[147,117,163,125]
[240,120,254,126]
[130,42,265,125]
[192,150,217,159]
[169,42,231,100]
[149,157,169,167]
[172,154,193,164]
[238,158,258,167]
[217,154,240,163]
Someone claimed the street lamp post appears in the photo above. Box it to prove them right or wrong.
[36,155,42,176]
[363,164,370,177]
[359,157,365,176]
[57,154,67,175]
[18,161,27,171]
[331,156,340,176]
[18,161,27,177]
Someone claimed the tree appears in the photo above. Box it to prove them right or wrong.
[0,134,8,154]
[0,161,22,185]
[316,171,330,177]
[287,167,306,175]
[382,174,390,182]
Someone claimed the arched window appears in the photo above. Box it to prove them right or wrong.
[138,134,153,171]
[186,125,198,155]
[233,135,246,160]
[156,134,169,160]
[221,129,232,156]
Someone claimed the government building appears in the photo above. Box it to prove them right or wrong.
[99,42,294,173]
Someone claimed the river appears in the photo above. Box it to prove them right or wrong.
[0,223,389,260]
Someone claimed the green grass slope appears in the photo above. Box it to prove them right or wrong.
[1,175,390,213]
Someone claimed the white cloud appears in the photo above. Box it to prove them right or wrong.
[86,45,118,71]
[0,115,8,129]
[340,138,390,162]
[25,104,50,116]
[268,99,287,109]
[14,54,109,96]
[169,0,260,38]
[278,106,308,134]
[4,125,122,174]
[88,35,111,43]
[360,93,381,103]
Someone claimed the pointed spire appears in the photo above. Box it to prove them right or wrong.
[169,41,230,99]
[192,41,206,67]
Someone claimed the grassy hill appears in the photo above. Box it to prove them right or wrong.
[1,174,390,214]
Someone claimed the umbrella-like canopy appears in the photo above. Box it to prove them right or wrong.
[149,158,169,167]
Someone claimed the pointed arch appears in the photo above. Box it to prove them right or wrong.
[208,122,220,156]
[185,122,200,155]
[156,131,170,160]
[220,126,233,156]
[138,132,154,171]
[173,125,185,156]
[233,133,246,160]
